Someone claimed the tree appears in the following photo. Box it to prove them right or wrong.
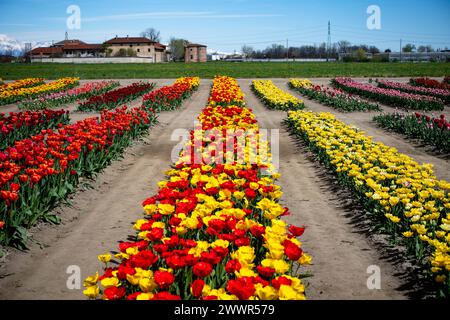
[337,40,351,53]
[355,48,368,61]
[368,46,380,54]
[115,48,127,57]
[168,37,188,62]
[241,45,254,59]
[140,28,161,42]
[126,48,136,57]
[417,45,433,53]
[402,43,416,53]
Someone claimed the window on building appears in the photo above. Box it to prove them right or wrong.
[137,49,140,52]
[130,44,133,48]
[148,48,151,52]
[190,55,194,60]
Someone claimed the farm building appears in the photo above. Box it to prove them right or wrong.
[29,39,103,59]
[29,36,171,63]
[185,43,207,63]
[104,36,170,62]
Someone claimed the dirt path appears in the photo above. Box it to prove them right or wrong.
[271,80,450,181]
[0,80,212,300]
[239,79,409,300]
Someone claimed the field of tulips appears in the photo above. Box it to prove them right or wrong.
[83,76,310,301]
[373,112,450,153]
[78,82,155,112]
[252,80,304,110]
[1,109,69,150]
[0,77,200,248]
[289,79,380,112]
[0,78,45,92]
[0,106,157,248]
[377,80,450,104]
[410,78,450,91]
[142,77,200,112]
[332,78,445,111]
[285,111,450,298]
[0,78,79,106]
[20,81,120,110]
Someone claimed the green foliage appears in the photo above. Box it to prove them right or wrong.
[1,62,450,79]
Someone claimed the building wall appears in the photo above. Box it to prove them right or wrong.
[198,47,207,62]
[155,50,166,63]
[185,46,207,63]
[31,57,155,64]
[107,43,155,58]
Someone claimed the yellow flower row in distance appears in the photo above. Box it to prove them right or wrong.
[287,110,450,290]
[0,77,79,104]
[174,77,200,90]
[0,77,45,92]
[289,79,314,89]
[252,80,304,111]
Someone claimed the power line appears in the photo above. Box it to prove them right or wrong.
[333,24,450,38]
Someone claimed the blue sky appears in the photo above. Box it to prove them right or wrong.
[0,0,449,52]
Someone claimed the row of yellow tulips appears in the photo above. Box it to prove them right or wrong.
[251,80,304,111]
[285,110,450,298]
[0,78,79,105]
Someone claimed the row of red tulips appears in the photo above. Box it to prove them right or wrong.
[0,106,157,248]
[410,78,450,91]
[78,82,155,112]
[142,77,200,112]
[1,109,70,150]
[373,112,450,153]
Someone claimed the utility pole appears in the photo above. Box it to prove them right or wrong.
[327,20,331,62]
[400,39,402,62]
[286,39,289,61]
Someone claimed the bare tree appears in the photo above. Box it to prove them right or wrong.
[417,45,433,53]
[140,28,161,42]
[241,45,254,59]
[337,40,351,53]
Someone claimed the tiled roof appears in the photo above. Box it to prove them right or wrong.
[54,39,87,46]
[154,43,166,50]
[186,43,207,48]
[62,44,103,50]
[105,37,155,44]
[30,47,63,55]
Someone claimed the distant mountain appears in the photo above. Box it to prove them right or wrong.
[0,34,52,56]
